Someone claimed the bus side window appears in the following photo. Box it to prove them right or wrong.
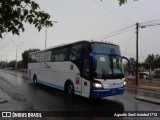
[29,55,32,63]
[36,53,39,62]
[39,52,45,62]
[51,49,59,62]
[59,47,69,61]
[70,44,82,60]
[31,54,36,63]
[45,50,52,62]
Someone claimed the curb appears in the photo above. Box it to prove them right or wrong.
[0,99,7,104]
[126,85,160,92]
[0,88,8,104]
[135,96,160,105]
[0,88,7,104]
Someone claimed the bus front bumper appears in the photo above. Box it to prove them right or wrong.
[89,87,125,99]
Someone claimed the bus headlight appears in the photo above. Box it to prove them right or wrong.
[124,81,126,86]
[93,83,102,88]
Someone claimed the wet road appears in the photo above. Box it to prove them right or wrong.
[0,70,160,120]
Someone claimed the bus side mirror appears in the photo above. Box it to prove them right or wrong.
[90,53,97,71]
[122,56,131,69]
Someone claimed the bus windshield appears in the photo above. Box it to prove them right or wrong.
[91,43,124,79]
[94,54,124,79]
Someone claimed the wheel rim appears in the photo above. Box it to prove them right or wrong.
[34,79,37,83]
[33,77,37,84]
[67,84,73,94]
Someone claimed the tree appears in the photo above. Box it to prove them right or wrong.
[100,0,130,5]
[17,60,24,69]
[22,49,40,68]
[154,54,160,69]
[130,57,136,68]
[117,0,127,5]
[0,0,53,38]
[0,61,8,69]
[101,0,139,6]
[8,60,16,69]
[0,0,133,38]
[144,54,155,71]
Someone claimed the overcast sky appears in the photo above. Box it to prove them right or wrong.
[0,0,160,62]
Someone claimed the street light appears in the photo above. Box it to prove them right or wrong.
[0,55,4,69]
[138,23,160,79]
[2,49,8,69]
[11,41,23,70]
[45,20,58,48]
[135,22,160,86]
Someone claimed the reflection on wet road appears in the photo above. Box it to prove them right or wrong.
[0,70,160,120]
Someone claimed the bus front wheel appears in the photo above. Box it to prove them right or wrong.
[65,83,74,95]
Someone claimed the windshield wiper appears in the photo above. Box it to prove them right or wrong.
[101,73,111,80]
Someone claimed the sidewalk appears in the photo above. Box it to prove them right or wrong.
[135,96,160,105]
[0,79,33,112]
[127,84,160,92]
[0,87,25,111]
[126,85,160,105]
[0,89,7,105]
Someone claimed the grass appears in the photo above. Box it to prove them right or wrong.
[139,79,160,87]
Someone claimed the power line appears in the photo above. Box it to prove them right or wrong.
[140,19,160,25]
[92,0,135,23]
[99,28,135,40]
[124,30,135,53]
[140,23,160,28]
[121,51,147,59]
[150,26,160,30]
[139,19,160,28]
[94,18,160,44]
[139,31,148,56]
[93,24,135,40]
[105,0,136,23]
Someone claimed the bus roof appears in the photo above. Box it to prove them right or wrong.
[29,40,119,54]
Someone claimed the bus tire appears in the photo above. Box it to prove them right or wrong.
[65,82,74,96]
[33,75,37,84]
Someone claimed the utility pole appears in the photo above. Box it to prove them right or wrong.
[45,27,47,49]
[12,41,23,70]
[3,49,8,68]
[136,23,139,86]
[4,51,7,69]
[0,55,3,69]
[44,21,58,49]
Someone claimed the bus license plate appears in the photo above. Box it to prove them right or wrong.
[112,90,116,94]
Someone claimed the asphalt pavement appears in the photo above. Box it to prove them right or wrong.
[126,85,160,105]
[0,69,160,120]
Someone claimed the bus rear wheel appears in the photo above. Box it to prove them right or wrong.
[33,75,37,84]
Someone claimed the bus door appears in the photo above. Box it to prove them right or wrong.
[81,44,91,98]
[81,58,90,98]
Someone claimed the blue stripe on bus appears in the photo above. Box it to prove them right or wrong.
[37,80,64,90]
[75,90,82,94]
[36,79,82,94]
[90,87,125,98]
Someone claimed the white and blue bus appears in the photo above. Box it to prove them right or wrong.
[28,40,127,99]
